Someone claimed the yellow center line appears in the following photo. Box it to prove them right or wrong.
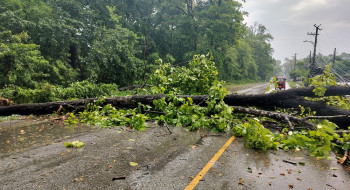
[184,136,235,190]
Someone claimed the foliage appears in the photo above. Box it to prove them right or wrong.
[308,64,350,110]
[66,99,149,131]
[245,24,276,81]
[310,64,337,96]
[0,31,53,88]
[0,81,122,103]
[0,114,22,122]
[85,7,142,86]
[232,118,342,159]
[151,82,234,132]
[233,119,279,151]
[64,140,85,148]
[289,69,304,80]
[142,54,218,95]
[0,0,276,87]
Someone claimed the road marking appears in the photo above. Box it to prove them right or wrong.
[184,136,235,190]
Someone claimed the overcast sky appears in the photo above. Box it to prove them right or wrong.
[241,0,350,62]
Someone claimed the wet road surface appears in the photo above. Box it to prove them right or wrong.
[1,118,349,190]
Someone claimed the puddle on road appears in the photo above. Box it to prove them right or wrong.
[0,118,99,157]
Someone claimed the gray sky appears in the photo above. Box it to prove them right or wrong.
[241,0,350,62]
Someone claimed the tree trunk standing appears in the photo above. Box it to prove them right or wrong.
[0,87,349,128]
[186,0,198,51]
[142,13,151,86]
[218,0,222,6]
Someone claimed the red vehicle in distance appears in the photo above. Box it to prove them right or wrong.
[276,77,286,90]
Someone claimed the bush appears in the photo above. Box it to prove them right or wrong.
[0,81,120,103]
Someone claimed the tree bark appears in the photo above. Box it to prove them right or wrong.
[0,86,349,128]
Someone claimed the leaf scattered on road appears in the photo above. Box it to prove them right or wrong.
[238,177,244,185]
[129,162,138,166]
[19,129,25,134]
[64,140,85,148]
[247,167,252,173]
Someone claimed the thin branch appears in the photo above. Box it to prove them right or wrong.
[304,115,350,120]
[338,150,349,164]
[164,123,172,134]
[231,106,317,130]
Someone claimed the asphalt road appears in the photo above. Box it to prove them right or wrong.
[1,119,349,190]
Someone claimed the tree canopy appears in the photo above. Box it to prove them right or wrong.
[0,0,277,88]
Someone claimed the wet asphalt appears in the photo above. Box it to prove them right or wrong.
[0,119,349,190]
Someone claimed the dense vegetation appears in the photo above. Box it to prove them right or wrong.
[64,55,350,159]
[0,0,276,92]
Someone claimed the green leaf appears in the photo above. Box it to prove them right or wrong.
[342,142,350,150]
[64,140,85,148]
[247,167,252,173]
[64,142,73,148]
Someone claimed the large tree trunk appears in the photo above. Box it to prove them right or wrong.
[1,86,349,127]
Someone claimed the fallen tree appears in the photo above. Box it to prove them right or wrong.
[0,86,349,128]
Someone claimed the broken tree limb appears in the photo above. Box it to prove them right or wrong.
[303,115,350,120]
[224,86,350,128]
[231,106,317,130]
[0,86,349,128]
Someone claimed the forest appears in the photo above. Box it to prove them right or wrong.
[0,0,277,92]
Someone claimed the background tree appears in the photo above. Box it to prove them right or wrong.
[0,0,279,88]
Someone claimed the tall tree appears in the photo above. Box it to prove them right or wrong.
[246,23,276,80]
[85,7,142,86]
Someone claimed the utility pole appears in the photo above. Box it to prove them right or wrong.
[332,48,336,64]
[294,53,297,70]
[307,24,322,76]
[309,51,312,64]
[292,53,297,81]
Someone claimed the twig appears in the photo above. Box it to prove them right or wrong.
[335,130,350,133]
[326,184,337,189]
[338,150,348,164]
[284,115,294,130]
[282,160,297,166]
[112,177,126,181]
[231,106,317,130]
[304,115,350,120]
[164,124,172,134]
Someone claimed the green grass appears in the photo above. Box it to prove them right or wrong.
[288,81,304,88]
[0,114,22,122]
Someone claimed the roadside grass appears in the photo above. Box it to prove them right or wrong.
[225,81,268,93]
[0,114,22,122]
[288,81,304,88]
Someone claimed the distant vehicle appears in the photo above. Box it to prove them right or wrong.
[276,77,286,90]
